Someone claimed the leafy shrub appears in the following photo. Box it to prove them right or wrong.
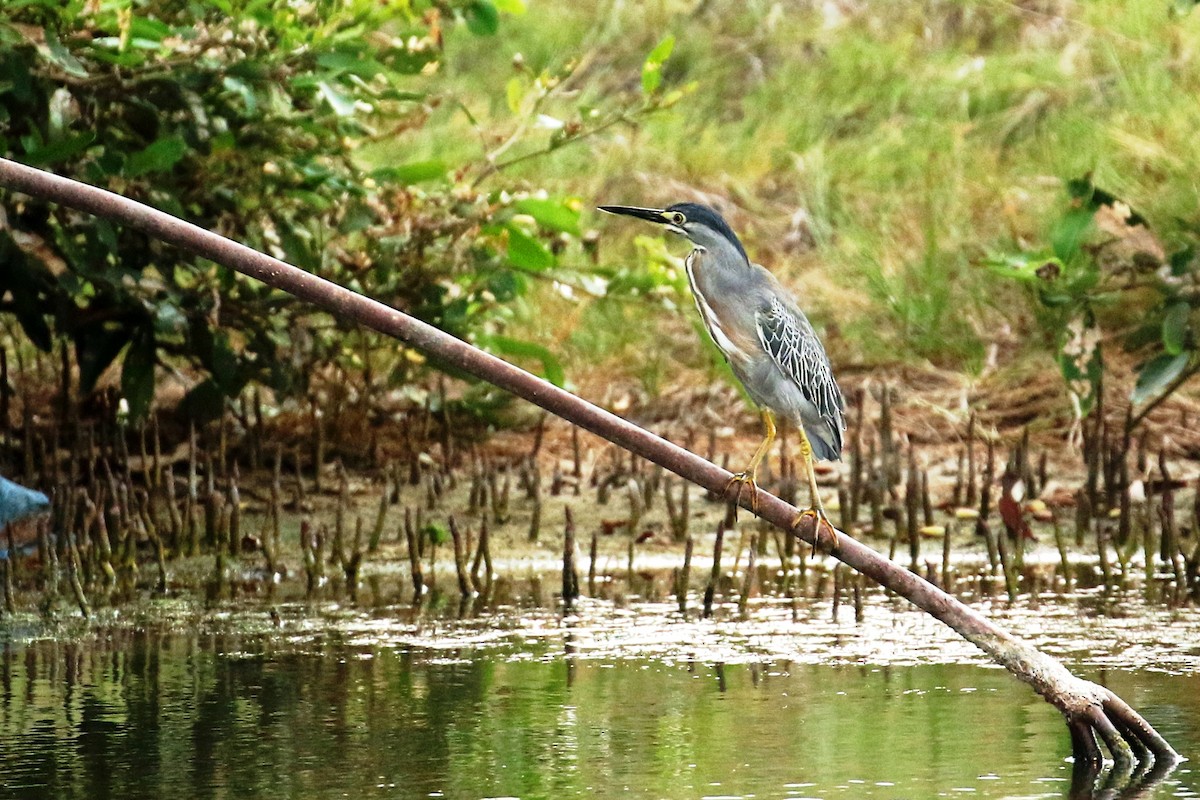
[990,175,1200,424]
[0,1,679,421]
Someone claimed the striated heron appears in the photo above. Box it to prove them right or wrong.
[599,202,845,536]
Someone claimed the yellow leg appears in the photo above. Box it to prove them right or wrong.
[725,410,776,515]
[744,410,777,481]
[792,426,837,552]
[797,426,825,516]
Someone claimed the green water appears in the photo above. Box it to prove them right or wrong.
[0,610,1196,800]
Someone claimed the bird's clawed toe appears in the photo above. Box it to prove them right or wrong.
[724,472,760,517]
[791,508,838,554]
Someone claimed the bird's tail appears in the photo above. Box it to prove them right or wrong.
[805,419,843,463]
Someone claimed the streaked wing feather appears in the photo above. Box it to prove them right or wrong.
[755,295,845,426]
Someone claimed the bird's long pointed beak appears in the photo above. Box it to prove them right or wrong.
[597,205,668,225]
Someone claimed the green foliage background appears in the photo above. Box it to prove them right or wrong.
[0,0,673,423]
[4,0,1200,424]
[443,1,1200,417]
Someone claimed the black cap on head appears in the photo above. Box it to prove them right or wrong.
[666,202,748,263]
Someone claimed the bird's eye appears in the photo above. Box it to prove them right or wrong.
[671,212,686,226]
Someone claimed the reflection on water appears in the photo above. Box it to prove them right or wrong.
[0,625,1196,800]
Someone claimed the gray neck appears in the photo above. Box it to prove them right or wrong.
[687,229,748,269]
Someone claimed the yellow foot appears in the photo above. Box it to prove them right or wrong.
[791,508,839,554]
[724,472,760,517]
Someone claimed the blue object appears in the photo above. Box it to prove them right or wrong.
[0,475,49,528]
[0,476,50,558]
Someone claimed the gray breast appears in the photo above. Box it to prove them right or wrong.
[683,249,757,368]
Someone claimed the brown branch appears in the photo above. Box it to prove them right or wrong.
[0,156,1182,772]
[471,110,638,188]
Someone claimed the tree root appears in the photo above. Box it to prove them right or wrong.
[1069,708,1183,798]
[1076,691,1179,769]
[1036,668,1179,774]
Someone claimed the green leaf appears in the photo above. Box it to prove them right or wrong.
[1039,292,1075,308]
[208,330,241,391]
[493,0,527,13]
[483,334,565,387]
[154,303,187,335]
[40,28,88,78]
[1050,205,1096,262]
[642,65,662,95]
[985,253,1061,284]
[464,1,500,35]
[499,223,555,271]
[422,523,449,546]
[278,225,320,272]
[125,135,186,177]
[1125,319,1163,352]
[1132,351,1192,406]
[506,77,524,114]
[1169,246,1196,277]
[641,34,675,95]
[129,15,171,43]
[514,198,581,235]
[23,131,95,166]
[121,328,156,422]
[372,160,446,184]
[222,76,257,114]
[316,51,384,79]
[486,269,524,302]
[317,80,357,116]
[1162,301,1190,355]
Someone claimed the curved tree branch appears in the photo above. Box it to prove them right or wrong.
[0,156,1182,771]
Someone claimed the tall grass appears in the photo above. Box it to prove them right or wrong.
[382,1,1200,390]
